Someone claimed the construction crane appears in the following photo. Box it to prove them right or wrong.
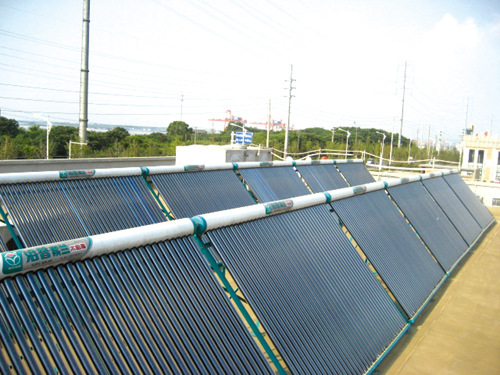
[208,110,247,131]
[249,119,287,131]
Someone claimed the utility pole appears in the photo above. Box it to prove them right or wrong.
[398,61,407,147]
[354,121,358,146]
[180,94,184,121]
[284,64,295,159]
[437,130,442,155]
[267,99,271,148]
[459,97,469,170]
[390,117,395,165]
[427,125,431,158]
[78,0,90,143]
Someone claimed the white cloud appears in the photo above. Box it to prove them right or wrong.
[420,14,479,55]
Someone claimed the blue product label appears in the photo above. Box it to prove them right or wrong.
[60,170,96,179]
[264,199,293,215]
[353,185,367,195]
[184,165,205,172]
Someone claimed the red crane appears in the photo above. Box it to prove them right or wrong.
[249,119,287,131]
[208,110,247,130]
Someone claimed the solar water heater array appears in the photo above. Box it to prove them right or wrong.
[331,189,445,318]
[388,181,468,272]
[0,164,493,375]
[237,165,311,202]
[422,177,482,245]
[443,173,494,229]
[148,167,256,218]
[336,161,376,185]
[0,174,166,248]
[0,160,368,251]
[295,163,349,192]
[0,236,273,374]
[207,205,408,375]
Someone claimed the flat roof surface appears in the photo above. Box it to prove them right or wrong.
[377,207,500,374]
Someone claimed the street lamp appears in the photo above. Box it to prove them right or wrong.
[376,131,386,175]
[337,128,351,159]
[34,113,52,159]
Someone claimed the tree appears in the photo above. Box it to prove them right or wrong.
[166,121,193,142]
[0,117,21,138]
[106,127,130,144]
[49,126,79,158]
[87,127,130,152]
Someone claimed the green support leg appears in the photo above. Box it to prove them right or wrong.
[0,204,23,249]
[193,235,287,375]
[141,176,175,220]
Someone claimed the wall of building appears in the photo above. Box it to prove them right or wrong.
[0,156,176,174]
[465,181,500,206]
[461,135,500,182]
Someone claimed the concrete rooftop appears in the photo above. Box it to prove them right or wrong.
[376,207,500,374]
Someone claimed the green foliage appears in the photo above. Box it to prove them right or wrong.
[166,121,192,142]
[0,116,460,163]
[49,126,79,158]
[0,117,21,138]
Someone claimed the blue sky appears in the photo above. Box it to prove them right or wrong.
[0,0,499,144]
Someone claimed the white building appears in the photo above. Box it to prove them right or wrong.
[461,135,500,182]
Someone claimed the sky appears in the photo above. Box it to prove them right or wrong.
[0,0,499,144]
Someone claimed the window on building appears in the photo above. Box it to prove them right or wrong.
[468,149,475,163]
[477,150,484,164]
[496,152,500,181]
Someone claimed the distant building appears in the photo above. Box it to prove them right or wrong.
[461,135,500,182]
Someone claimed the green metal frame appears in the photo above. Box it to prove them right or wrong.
[192,234,287,375]
[0,203,23,249]
[141,175,175,221]
[231,165,259,205]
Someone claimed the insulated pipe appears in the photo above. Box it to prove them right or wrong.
[293,158,364,166]
[0,167,143,184]
[145,163,235,175]
[0,159,373,184]
[235,160,294,169]
[0,170,459,279]
[0,219,194,280]
[384,170,459,189]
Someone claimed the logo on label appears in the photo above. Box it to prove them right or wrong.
[259,162,273,167]
[346,159,354,163]
[264,199,294,215]
[311,160,320,165]
[2,251,23,274]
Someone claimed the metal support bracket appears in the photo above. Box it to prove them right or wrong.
[0,204,23,249]
[193,234,286,375]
